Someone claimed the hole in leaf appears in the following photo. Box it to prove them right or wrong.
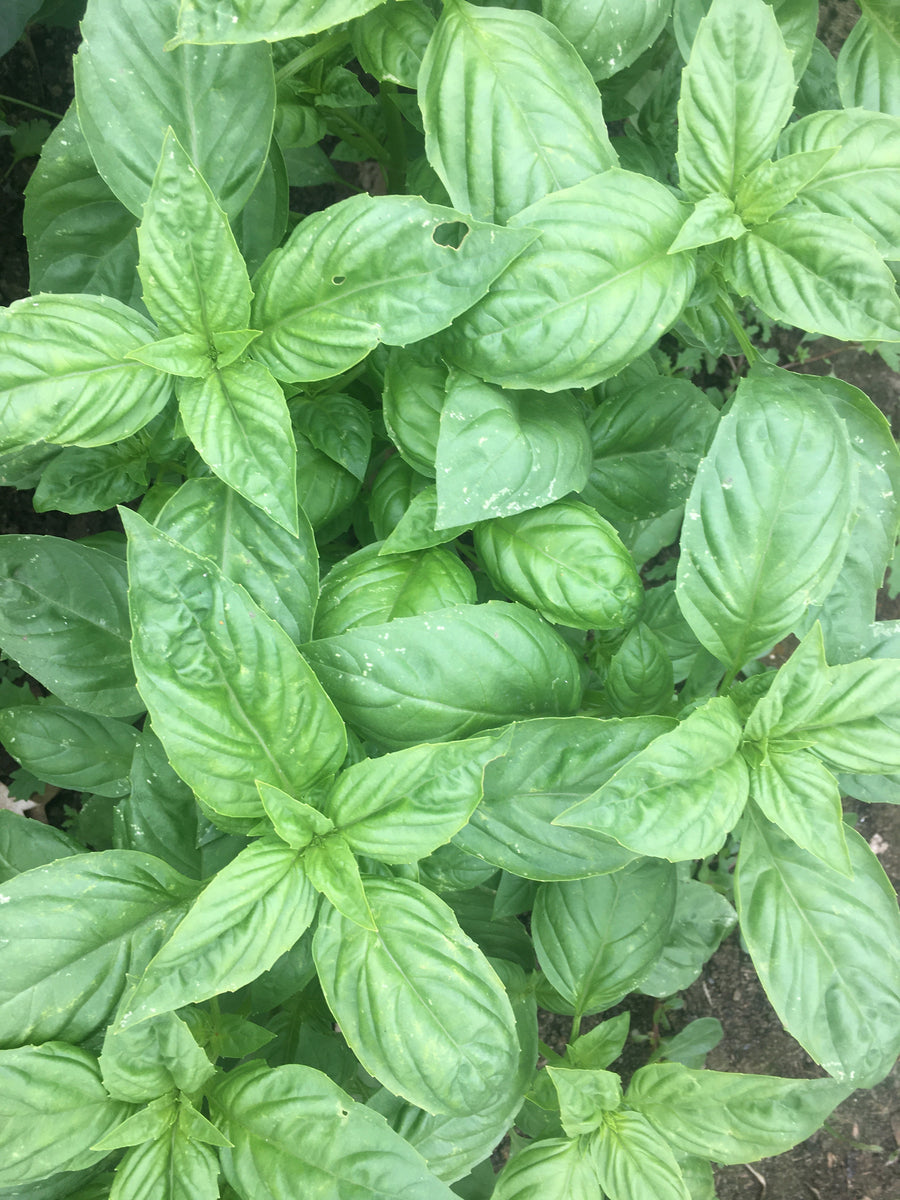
[332,275,346,285]
[432,221,470,250]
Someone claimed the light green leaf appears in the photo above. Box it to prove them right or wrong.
[548,1067,623,1136]
[0,1043,133,1186]
[251,193,535,382]
[0,294,172,452]
[454,716,669,881]
[674,0,818,81]
[302,602,582,750]
[443,168,695,391]
[380,486,471,554]
[123,510,346,821]
[543,0,671,81]
[721,213,900,341]
[23,104,140,306]
[628,1061,850,1163]
[556,697,748,862]
[130,334,215,383]
[419,0,616,224]
[209,1061,457,1199]
[798,656,900,773]
[314,875,519,1115]
[676,372,855,671]
[734,148,838,226]
[74,0,275,216]
[749,750,851,876]
[566,1014,631,1071]
[315,543,474,639]
[108,1123,220,1200]
[382,341,446,476]
[177,359,298,534]
[592,1110,691,1200]
[0,809,80,884]
[533,859,677,1017]
[257,780,334,849]
[303,834,375,929]
[676,0,795,198]
[322,732,507,863]
[121,837,317,1027]
[0,536,139,716]
[638,877,737,997]
[837,12,900,116]
[0,705,138,798]
[668,193,745,253]
[474,500,641,631]
[736,807,900,1087]
[0,851,198,1047]
[93,1094,176,1152]
[493,1138,601,1200]
[156,476,317,645]
[436,374,592,526]
[352,0,435,88]
[172,0,390,44]
[100,1010,215,1103]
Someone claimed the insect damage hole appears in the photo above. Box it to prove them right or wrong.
[332,275,346,285]
[432,221,470,250]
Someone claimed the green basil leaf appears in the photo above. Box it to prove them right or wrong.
[638,877,737,998]
[605,623,675,716]
[742,623,830,742]
[733,148,838,227]
[109,1130,219,1200]
[443,169,695,391]
[0,705,139,798]
[676,372,855,671]
[352,0,435,88]
[23,104,140,306]
[736,807,900,1087]
[291,394,372,482]
[565,1014,631,1071]
[641,580,706,684]
[315,543,475,639]
[322,732,507,863]
[380,486,471,554]
[368,454,431,542]
[668,193,746,253]
[251,194,535,382]
[548,1067,623,1135]
[798,657,900,773]
[0,809,80,884]
[0,294,171,452]
[121,837,317,1027]
[0,851,198,1046]
[591,1110,692,1200]
[749,750,851,876]
[302,834,375,930]
[720,214,900,341]
[123,510,345,821]
[582,376,717,524]
[382,341,446,476]
[294,432,360,531]
[0,536,139,717]
[209,1060,457,1199]
[837,12,900,116]
[156,477,318,646]
[137,130,252,340]
[33,443,148,516]
[93,1094,177,1152]
[494,1137,601,1200]
[100,1011,215,1103]
[557,697,748,861]
[74,0,275,218]
[171,0,390,45]
[177,359,298,535]
[314,875,519,1115]
[0,1043,133,1186]
[543,0,670,81]
[419,0,615,223]
[674,0,818,81]
[303,602,582,750]
[676,0,795,199]
[533,859,677,1017]
[455,716,669,881]
[627,1061,849,1163]
[258,781,334,849]
[436,374,592,526]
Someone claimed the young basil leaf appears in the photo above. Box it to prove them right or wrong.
[737,807,900,1087]
[100,1010,215,1103]
[627,1061,850,1163]
[314,875,519,1115]
[443,169,695,391]
[419,0,616,224]
[0,1043,134,1186]
[435,372,592,526]
[591,1109,692,1200]
[123,510,345,821]
[742,622,830,742]
[0,705,138,798]
[543,0,670,81]
[171,0,388,45]
[533,859,677,1017]
[74,0,275,218]
[455,716,670,881]
[0,809,81,884]
[209,1061,457,1199]
[379,486,471,554]
[565,1013,631,1071]
[675,0,819,81]
[302,834,375,930]
[676,372,855,672]
[0,851,199,1046]
[93,1093,177,1152]
[837,11,900,117]
[0,536,139,716]
[303,602,582,750]
[749,750,852,877]
[676,0,795,199]
[548,1067,623,1135]
[493,1136,601,1199]
[352,0,436,89]
[733,148,838,228]
[556,697,748,862]
[638,877,737,998]
[258,781,334,849]
[605,623,675,715]
[156,476,318,646]
[120,837,318,1028]
[0,294,172,453]
[250,194,536,382]
[106,1125,220,1200]
[668,193,746,253]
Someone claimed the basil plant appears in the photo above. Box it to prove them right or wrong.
[1,0,899,1196]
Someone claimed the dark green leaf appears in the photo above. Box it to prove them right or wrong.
[0,705,138,797]
[0,810,80,884]
[292,394,372,482]
[382,341,446,476]
[605,624,675,715]
[380,486,471,554]
[33,444,148,515]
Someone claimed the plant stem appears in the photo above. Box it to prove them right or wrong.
[715,293,760,366]
[274,30,350,84]
[0,93,64,119]
[569,1013,582,1045]
[330,108,390,165]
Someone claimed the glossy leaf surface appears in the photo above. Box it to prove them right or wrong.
[0,705,139,798]
[172,0,390,44]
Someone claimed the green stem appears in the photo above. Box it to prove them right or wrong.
[274,30,350,84]
[715,293,759,365]
[379,82,407,194]
[0,93,63,119]
[330,108,390,166]
[569,1012,582,1045]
